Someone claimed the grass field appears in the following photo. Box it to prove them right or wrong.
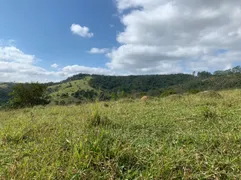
[0,90,240,179]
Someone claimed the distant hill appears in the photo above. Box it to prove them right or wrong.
[47,67,241,105]
[47,76,99,105]
[46,73,196,105]
[2,66,241,106]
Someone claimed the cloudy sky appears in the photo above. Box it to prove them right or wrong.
[1,0,241,82]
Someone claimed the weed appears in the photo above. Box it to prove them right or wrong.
[88,107,112,127]
[201,106,218,120]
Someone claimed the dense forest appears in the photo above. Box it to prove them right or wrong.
[2,66,241,106]
[88,74,194,93]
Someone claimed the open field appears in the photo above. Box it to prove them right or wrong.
[0,90,240,179]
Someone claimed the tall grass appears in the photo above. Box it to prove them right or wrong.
[0,90,240,179]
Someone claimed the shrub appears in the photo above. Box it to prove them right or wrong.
[9,83,49,108]
[188,89,200,94]
[160,89,177,97]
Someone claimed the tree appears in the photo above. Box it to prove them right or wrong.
[192,71,196,76]
[9,83,49,108]
[197,71,212,78]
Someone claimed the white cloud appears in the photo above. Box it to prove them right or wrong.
[107,0,241,74]
[70,24,94,38]
[51,63,59,69]
[0,46,35,64]
[3,0,241,82]
[0,44,113,82]
[62,65,113,76]
[88,48,110,54]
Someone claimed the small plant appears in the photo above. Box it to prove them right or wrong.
[160,89,177,97]
[88,104,112,127]
[201,106,218,120]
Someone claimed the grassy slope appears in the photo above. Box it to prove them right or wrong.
[48,76,96,103]
[0,90,241,179]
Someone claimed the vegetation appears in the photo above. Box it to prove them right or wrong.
[88,74,194,93]
[9,83,49,108]
[0,90,240,179]
[0,83,14,106]
[47,65,241,104]
[3,66,241,106]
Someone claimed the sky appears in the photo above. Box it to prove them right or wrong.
[1,0,241,82]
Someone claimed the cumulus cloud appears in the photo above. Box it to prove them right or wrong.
[0,46,35,64]
[0,45,112,82]
[62,65,113,76]
[88,48,110,54]
[70,24,94,38]
[0,46,62,82]
[107,0,241,74]
[3,1,241,82]
[51,63,59,69]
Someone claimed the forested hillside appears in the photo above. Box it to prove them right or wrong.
[88,74,194,93]
[2,66,241,106]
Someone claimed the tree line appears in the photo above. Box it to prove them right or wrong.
[2,66,241,108]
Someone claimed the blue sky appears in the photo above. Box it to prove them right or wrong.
[0,0,121,70]
[0,0,241,82]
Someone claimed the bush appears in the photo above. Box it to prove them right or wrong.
[160,89,177,97]
[188,89,200,94]
[9,83,49,108]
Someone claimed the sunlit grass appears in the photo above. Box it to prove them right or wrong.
[0,90,240,179]
[48,76,94,98]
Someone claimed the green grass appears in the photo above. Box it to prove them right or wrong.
[47,77,97,104]
[48,76,95,98]
[0,90,241,179]
[0,84,8,89]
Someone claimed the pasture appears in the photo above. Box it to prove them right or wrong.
[0,90,240,179]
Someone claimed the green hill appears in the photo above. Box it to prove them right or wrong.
[47,76,98,105]
[0,90,240,179]
[46,71,241,105]
[46,73,196,105]
[3,66,241,106]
